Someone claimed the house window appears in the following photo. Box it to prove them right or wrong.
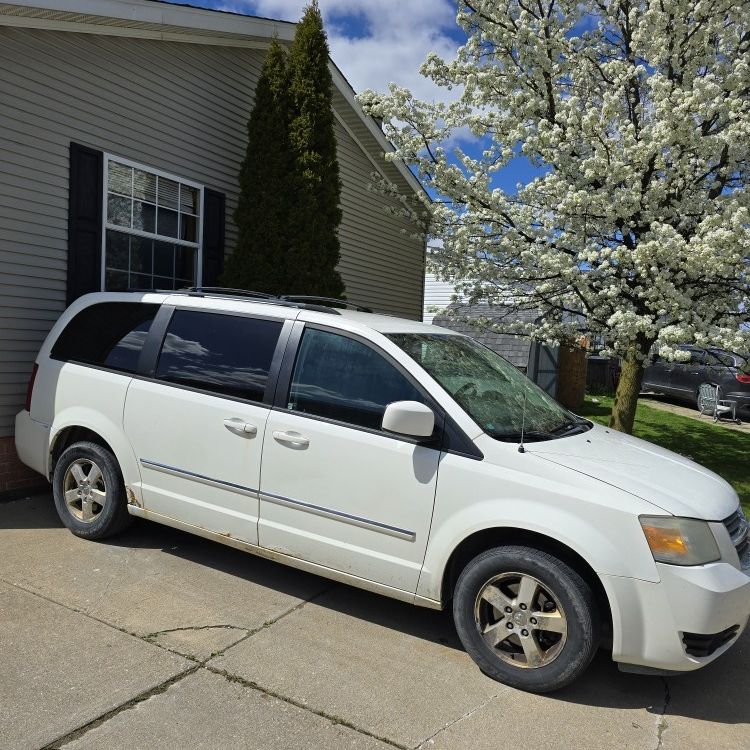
[103,156,202,291]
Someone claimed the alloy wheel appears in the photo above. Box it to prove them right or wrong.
[63,458,107,523]
[474,572,567,669]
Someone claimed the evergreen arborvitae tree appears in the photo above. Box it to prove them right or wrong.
[221,39,295,295]
[286,0,345,298]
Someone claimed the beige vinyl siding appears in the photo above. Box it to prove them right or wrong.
[0,26,425,436]
[0,27,263,436]
[335,117,425,319]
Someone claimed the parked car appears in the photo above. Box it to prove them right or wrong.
[643,345,750,417]
[16,291,750,693]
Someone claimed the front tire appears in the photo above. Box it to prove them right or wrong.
[453,545,599,693]
[52,441,133,540]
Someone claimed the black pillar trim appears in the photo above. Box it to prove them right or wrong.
[67,143,104,304]
[201,188,226,287]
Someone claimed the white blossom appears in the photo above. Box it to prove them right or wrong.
[359,1,750,365]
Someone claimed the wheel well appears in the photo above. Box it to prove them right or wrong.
[442,527,613,643]
[49,427,115,478]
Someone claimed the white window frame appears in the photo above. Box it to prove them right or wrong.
[101,153,205,291]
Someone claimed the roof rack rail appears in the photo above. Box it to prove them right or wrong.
[185,287,275,299]
[280,295,373,313]
[179,287,342,315]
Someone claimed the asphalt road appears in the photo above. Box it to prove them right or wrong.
[1,494,747,750]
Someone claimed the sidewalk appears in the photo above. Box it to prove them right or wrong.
[639,394,750,433]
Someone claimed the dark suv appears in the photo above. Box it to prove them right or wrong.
[642,346,750,418]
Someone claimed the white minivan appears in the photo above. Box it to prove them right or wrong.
[15,290,750,692]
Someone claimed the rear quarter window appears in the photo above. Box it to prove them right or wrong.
[709,351,738,367]
[51,302,159,373]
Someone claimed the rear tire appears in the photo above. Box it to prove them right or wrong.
[452,545,599,693]
[52,441,133,540]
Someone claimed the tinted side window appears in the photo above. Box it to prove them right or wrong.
[287,328,424,431]
[155,310,282,401]
[707,350,734,367]
[51,302,158,373]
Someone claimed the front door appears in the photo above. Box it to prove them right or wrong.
[258,326,441,593]
[124,308,287,544]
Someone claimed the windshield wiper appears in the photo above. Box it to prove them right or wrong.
[549,418,592,436]
[489,419,592,443]
[489,430,558,443]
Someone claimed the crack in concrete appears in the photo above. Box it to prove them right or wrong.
[203,582,339,662]
[83,570,116,619]
[3,577,348,748]
[1,577,331,664]
[38,580,396,750]
[143,623,252,659]
[653,678,672,750]
[205,665,408,750]
[414,691,504,749]
[41,665,202,749]
[84,547,133,619]
[0,577,164,650]
[145,623,250,638]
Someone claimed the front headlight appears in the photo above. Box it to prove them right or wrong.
[639,516,721,566]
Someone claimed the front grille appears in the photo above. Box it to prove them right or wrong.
[724,508,747,540]
[723,507,750,571]
[682,626,740,657]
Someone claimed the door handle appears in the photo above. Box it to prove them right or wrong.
[223,418,258,436]
[273,430,310,449]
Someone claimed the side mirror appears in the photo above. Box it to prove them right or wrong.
[382,401,435,438]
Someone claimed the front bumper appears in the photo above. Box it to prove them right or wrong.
[603,560,750,672]
[14,409,50,478]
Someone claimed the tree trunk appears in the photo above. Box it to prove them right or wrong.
[608,353,645,434]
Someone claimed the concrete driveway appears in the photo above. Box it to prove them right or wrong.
[1,495,747,750]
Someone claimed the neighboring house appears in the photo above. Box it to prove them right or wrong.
[424,272,559,394]
[0,0,427,497]
[422,272,455,325]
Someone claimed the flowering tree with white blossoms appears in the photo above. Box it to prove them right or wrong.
[359,0,750,433]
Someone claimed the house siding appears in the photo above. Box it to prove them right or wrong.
[423,272,458,323]
[336,120,425,319]
[0,26,425,438]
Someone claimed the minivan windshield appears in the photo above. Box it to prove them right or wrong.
[387,333,590,442]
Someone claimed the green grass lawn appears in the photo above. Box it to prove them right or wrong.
[577,395,750,516]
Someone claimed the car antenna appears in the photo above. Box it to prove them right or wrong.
[518,392,528,454]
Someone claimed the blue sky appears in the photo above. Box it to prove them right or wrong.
[163,0,541,192]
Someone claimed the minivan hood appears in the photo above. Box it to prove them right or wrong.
[525,423,738,520]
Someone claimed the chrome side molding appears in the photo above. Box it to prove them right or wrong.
[260,490,416,542]
[139,459,259,498]
[138,459,416,542]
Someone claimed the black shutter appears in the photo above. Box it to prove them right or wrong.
[67,143,103,304]
[201,188,226,286]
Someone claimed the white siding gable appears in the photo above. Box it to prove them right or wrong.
[423,273,462,323]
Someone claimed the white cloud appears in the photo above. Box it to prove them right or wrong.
[218,1,460,100]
